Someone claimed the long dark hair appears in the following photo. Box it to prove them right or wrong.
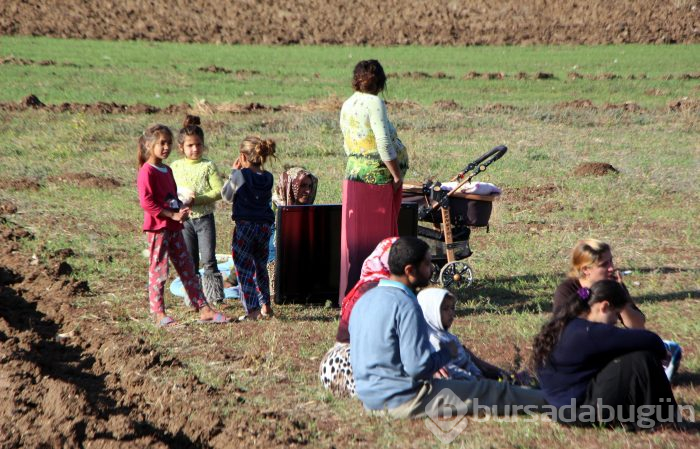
[531,280,631,369]
[137,124,172,167]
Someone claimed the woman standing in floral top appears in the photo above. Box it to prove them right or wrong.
[338,60,409,303]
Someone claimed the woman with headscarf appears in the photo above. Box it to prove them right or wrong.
[319,236,397,397]
[267,167,319,302]
[273,166,318,207]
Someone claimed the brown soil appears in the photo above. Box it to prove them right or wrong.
[198,65,232,74]
[0,221,316,448]
[3,94,693,117]
[668,97,700,112]
[555,99,597,110]
[463,72,506,80]
[0,56,55,66]
[385,99,422,110]
[47,173,123,189]
[0,56,82,68]
[0,177,42,191]
[0,201,17,215]
[503,184,559,203]
[645,88,667,96]
[390,71,456,80]
[0,96,165,114]
[0,173,123,191]
[197,66,262,79]
[603,101,645,112]
[433,100,461,110]
[1,1,697,45]
[573,162,619,176]
[479,103,518,113]
[502,184,564,215]
[555,99,648,112]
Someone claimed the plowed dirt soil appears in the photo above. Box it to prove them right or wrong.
[1,0,698,45]
[0,221,319,448]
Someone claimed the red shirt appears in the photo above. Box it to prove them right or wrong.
[137,163,183,232]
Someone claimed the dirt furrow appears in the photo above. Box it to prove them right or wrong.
[0,223,226,448]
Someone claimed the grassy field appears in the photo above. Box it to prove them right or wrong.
[1,36,699,448]
[2,36,700,107]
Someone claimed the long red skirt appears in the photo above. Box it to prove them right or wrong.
[339,179,401,304]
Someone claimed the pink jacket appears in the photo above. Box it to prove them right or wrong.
[137,164,183,232]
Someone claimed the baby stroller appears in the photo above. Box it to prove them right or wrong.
[402,145,507,288]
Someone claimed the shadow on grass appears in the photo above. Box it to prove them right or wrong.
[673,371,700,387]
[625,266,700,276]
[452,268,699,315]
[453,273,560,315]
[636,290,700,304]
[277,267,697,320]
[274,302,339,322]
[278,314,338,323]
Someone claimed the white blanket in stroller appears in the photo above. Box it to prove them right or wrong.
[439,181,501,196]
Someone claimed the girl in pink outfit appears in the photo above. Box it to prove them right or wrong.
[136,124,230,326]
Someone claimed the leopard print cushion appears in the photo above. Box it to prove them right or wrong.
[319,342,355,398]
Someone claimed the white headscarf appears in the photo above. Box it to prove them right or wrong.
[417,288,450,334]
[417,288,482,380]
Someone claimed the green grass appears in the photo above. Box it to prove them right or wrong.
[0,36,699,448]
[1,36,699,107]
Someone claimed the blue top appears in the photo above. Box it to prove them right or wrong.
[230,168,274,224]
[349,279,452,410]
[537,318,666,408]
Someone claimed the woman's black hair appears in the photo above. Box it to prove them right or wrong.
[531,280,631,369]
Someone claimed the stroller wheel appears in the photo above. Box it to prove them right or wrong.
[439,261,473,289]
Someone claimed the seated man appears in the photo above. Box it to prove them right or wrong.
[349,236,547,419]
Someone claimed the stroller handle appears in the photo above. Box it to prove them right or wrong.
[467,145,507,171]
[451,145,508,182]
[482,145,507,163]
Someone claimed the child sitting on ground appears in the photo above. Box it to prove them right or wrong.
[417,288,532,384]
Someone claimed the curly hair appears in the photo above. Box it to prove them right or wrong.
[352,60,386,94]
[531,280,630,370]
[239,135,276,167]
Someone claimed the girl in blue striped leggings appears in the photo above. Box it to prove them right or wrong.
[222,136,276,320]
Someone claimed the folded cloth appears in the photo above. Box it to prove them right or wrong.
[170,258,241,300]
[440,181,501,196]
